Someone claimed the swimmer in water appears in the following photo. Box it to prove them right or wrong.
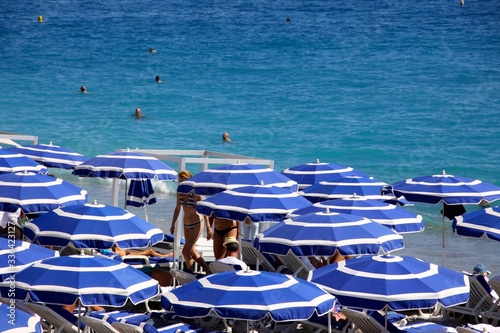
[222,132,231,142]
[80,86,88,93]
[135,107,144,118]
[149,48,158,54]
[155,75,161,83]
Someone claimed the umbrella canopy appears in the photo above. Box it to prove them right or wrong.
[6,142,87,169]
[299,176,408,205]
[72,150,177,180]
[308,254,470,311]
[254,209,404,257]
[282,160,369,190]
[24,201,164,249]
[196,184,312,223]
[161,269,336,321]
[126,179,157,207]
[452,206,500,242]
[386,170,500,205]
[177,162,298,195]
[0,149,48,175]
[0,302,42,333]
[0,238,59,279]
[0,171,87,214]
[0,255,160,307]
[290,196,424,234]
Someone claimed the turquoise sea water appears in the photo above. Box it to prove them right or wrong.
[1,0,499,273]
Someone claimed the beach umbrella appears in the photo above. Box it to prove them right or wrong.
[24,201,164,249]
[161,269,336,331]
[385,170,500,264]
[0,149,48,175]
[72,150,177,180]
[290,196,424,234]
[452,206,500,242]
[308,254,469,312]
[282,159,369,190]
[177,162,298,195]
[6,142,87,169]
[0,302,42,333]
[126,179,158,221]
[0,238,59,280]
[0,255,160,307]
[196,184,312,223]
[254,209,404,257]
[0,171,87,214]
[299,176,408,205]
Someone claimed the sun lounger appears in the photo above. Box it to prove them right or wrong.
[89,310,151,326]
[209,261,236,273]
[168,269,197,287]
[112,321,205,333]
[81,315,121,333]
[277,250,312,280]
[22,302,81,333]
[342,308,457,333]
[240,240,284,272]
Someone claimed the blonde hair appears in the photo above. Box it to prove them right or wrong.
[178,170,192,179]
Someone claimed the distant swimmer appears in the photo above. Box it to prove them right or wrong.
[149,48,158,54]
[134,107,144,118]
[286,17,291,24]
[155,75,161,83]
[80,86,88,93]
[38,16,44,23]
[222,132,231,142]
[459,0,464,6]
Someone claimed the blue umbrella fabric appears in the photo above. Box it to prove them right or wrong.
[308,255,470,311]
[299,176,409,205]
[290,196,424,234]
[254,210,404,257]
[24,201,164,249]
[452,206,500,242]
[0,171,87,214]
[0,238,59,280]
[0,255,160,307]
[177,162,298,195]
[282,160,369,190]
[161,269,336,321]
[72,150,177,180]
[6,142,87,169]
[196,185,312,223]
[126,179,157,207]
[0,149,48,175]
[0,302,42,333]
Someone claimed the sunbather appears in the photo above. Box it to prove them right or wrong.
[472,263,499,302]
[110,244,173,258]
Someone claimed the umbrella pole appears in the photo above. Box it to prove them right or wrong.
[77,299,82,333]
[328,312,332,333]
[124,179,128,209]
[441,202,445,266]
[143,204,149,221]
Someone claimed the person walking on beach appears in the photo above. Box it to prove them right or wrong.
[209,216,239,259]
[170,170,212,273]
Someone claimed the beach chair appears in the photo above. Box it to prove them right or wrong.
[443,276,498,324]
[300,312,350,333]
[168,269,197,287]
[277,251,312,280]
[81,315,121,333]
[209,261,236,273]
[240,240,283,272]
[455,327,480,333]
[23,302,80,333]
[112,321,205,333]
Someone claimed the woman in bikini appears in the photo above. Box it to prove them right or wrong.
[209,215,239,259]
[170,170,212,273]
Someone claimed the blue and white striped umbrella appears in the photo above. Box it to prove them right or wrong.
[290,196,424,234]
[299,176,409,205]
[126,179,157,207]
[177,162,298,195]
[282,160,369,190]
[196,185,312,223]
[452,206,500,242]
[255,210,404,257]
[73,150,177,180]
[0,302,42,333]
[6,142,87,169]
[0,255,160,307]
[0,149,48,175]
[0,238,59,280]
[0,171,87,214]
[386,171,500,205]
[161,269,336,321]
[24,201,164,249]
[308,255,470,311]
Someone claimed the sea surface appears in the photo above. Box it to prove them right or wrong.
[1,0,499,274]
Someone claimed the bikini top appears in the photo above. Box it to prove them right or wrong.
[179,192,196,208]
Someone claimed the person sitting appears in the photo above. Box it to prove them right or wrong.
[216,237,248,271]
[110,244,173,258]
[472,263,499,302]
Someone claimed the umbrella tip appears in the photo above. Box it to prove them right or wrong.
[92,199,98,205]
[316,159,320,163]
[80,249,85,255]
[442,170,446,175]
[49,141,52,145]
[237,159,241,164]
[260,180,264,185]
[326,207,330,213]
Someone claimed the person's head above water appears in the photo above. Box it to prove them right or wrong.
[222,132,231,142]
[155,75,161,83]
[80,86,87,93]
[135,107,143,117]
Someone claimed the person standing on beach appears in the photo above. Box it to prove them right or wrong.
[170,170,212,273]
[209,216,239,259]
